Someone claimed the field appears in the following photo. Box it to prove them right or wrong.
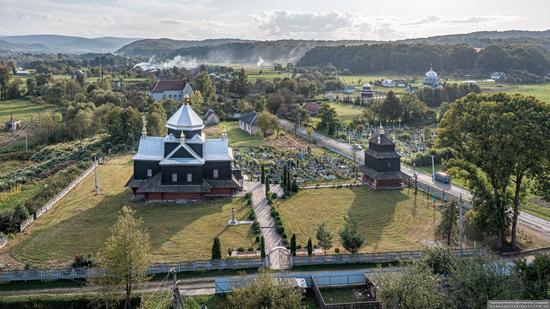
[204,121,265,148]
[0,100,55,124]
[276,187,440,253]
[245,68,292,82]
[3,155,257,268]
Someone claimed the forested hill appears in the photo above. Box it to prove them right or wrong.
[115,38,250,57]
[117,39,370,59]
[398,30,550,49]
[165,40,368,65]
[298,43,550,75]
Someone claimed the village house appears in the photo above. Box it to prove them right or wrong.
[127,101,243,202]
[303,102,321,116]
[203,109,220,126]
[149,80,193,101]
[238,111,259,135]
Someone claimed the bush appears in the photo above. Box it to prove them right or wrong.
[271,192,278,200]
[227,248,233,256]
[247,247,255,252]
[237,247,245,252]
[246,199,252,206]
[282,233,287,240]
[276,225,284,234]
[0,293,141,309]
[335,248,340,254]
[251,221,260,235]
[244,192,252,199]
[247,211,255,220]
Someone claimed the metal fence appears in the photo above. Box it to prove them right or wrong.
[402,174,473,209]
[0,258,264,283]
[19,161,97,232]
[312,277,382,309]
[0,249,484,283]
[292,248,483,267]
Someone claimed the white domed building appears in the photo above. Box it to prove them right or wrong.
[423,65,441,88]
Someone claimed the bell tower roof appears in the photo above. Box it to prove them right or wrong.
[166,103,204,131]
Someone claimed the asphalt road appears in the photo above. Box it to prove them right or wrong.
[278,118,550,242]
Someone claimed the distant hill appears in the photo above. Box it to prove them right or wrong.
[0,35,140,53]
[163,40,369,65]
[115,38,251,57]
[398,30,550,49]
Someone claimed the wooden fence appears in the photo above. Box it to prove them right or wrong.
[19,161,97,232]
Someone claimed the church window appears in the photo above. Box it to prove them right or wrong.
[187,173,192,182]
[146,169,152,177]
[213,169,219,178]
[172,173,177,182]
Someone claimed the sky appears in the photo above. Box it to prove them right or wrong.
[0,0,549,40]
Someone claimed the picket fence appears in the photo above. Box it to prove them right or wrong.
[19,161,98,232]
[0,249,484,283]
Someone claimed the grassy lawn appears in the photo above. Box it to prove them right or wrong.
[7,155,256,268]
[522,200,550,221]
[204,121,265,148]
[276,187,440,253]
[0,99,55,124]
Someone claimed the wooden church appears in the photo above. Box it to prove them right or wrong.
[127,101,243,202]
[360,126,403,189]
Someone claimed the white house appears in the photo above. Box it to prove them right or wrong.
[381,79,396,87]
[490,72,506,80]
[149,80,193,101]
[238,111,259,135]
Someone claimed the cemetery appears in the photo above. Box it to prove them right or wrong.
[235,146,357,186]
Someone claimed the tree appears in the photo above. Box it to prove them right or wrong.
[438,93,550,250]
[435,199,458,246]
[374,261,447,309]
[190,90,204,108]
[97,206,151,309]
[316,223,333,254]
[506,95,550,247]
[306,126,314,141]
[515,254,550,299]
[372,90,402,122]
[124,106,144,146]
[145,102,167,136]
[260,236,266,259]
[229,68,251,99]
[317,103,339,135]
[339,216,364,253]
[260,164,265,184]
[256,111,278,137]
[227,268,303,308]
[291,179,299,192]
[6,79,23,99]
[265,175,270,194]
[307,238,313,256]
[448,256,521,308]
[290,234,296,256]
[193,72,216,103]
[211,237,221,260]
[0,64,11,100]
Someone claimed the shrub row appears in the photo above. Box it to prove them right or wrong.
[0,293,141,309]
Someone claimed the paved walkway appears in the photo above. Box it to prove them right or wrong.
[279,118,550,243]
[245,181,288,269]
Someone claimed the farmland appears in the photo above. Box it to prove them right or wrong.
[0,100,55,124]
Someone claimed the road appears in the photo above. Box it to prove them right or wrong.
[278,118,550,242]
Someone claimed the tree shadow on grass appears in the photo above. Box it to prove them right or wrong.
[13,190,250,266]
[349,187,409,252]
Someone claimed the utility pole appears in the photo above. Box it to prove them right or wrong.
[171,269,184,309]
[459,194,464,256]
[94,157,99,195]
[431,155,435,181]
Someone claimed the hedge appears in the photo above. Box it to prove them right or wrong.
[0,293,141,309]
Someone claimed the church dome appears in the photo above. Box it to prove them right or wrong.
[426,69,438,79]
[426,66,438,79]
[166,103,204,131]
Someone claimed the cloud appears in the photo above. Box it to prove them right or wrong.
[254,10,355,36]
[404,15,520,26]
